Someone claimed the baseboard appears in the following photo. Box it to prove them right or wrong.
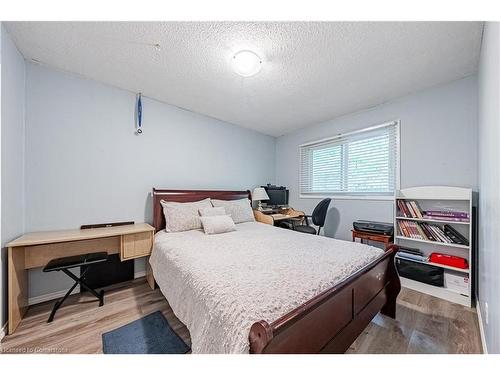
[0,322,7,342]
[134,270,146,279]
[28,287,80,306]
[476,301,488,354]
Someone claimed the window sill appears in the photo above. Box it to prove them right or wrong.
[299,194,395,201]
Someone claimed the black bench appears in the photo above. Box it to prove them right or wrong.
[43,252,108,323]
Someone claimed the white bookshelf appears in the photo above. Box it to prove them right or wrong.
[394,236,470,250]
[394,186,473,307]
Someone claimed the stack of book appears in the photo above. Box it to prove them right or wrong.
[396,247,428,262]
[397,200,423,218]
[423,210,469,223]
[397,220,469,245]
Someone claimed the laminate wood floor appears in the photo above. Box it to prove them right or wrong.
[0,278,482,354]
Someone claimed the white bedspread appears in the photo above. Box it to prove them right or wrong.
[149,222,384,354]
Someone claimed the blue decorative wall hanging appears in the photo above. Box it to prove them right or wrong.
[136,93,143,135]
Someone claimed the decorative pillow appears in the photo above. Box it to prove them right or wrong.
[160,198,212,232]
[200,215,236,235]
[198,206,227,217]
[211,198,255,224]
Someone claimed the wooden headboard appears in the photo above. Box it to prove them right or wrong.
[152,188,252,232]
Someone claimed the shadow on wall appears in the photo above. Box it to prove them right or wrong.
[323,206,340,238]
[144,192,153,225]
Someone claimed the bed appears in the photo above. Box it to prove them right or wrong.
[150,188,400,354]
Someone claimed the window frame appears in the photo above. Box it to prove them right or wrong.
[298,120,401,201]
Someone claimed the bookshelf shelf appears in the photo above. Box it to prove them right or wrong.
[395,236,470,249]
[394,186,473,307]
[396,197,470,201]
[400,277,470,306]
[395,255,470,273]
[394,216,469,225]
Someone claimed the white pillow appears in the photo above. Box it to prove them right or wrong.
[198,206,227,217]
[211,198,255,224]
[200,215,236,235]
[161,198,212,232]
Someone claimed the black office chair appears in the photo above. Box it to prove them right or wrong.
[293,198,331,235]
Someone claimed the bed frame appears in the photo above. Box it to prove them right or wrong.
[152,188,400,354]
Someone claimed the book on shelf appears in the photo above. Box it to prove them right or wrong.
[397,220,469,246]
[423,210,469,222]
[425,210,469,218]
[397,246,429,262]
[422,215,470,223]
[406,201,416,217]
[420,224,435,241]
[443,224,469,246]
[396,252,429,262]
[396,200,408,217]
[409,201,423,218]
[396,199,423,218]
[398,246,422,255]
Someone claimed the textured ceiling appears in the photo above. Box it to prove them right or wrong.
[6,22,482,136]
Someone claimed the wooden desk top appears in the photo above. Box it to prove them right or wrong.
[7,223,154,247]
[254,207,305,225]
[269,213,302,221]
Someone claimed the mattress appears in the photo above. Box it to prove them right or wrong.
[149,221,384,353]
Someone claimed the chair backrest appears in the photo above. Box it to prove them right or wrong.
[311,198,332,227]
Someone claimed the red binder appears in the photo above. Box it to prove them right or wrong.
[429,253,468,269]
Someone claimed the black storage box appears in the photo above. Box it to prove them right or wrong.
[395,257,444,287]
[81,254,134,289]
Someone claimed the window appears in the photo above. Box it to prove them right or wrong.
[299,121,399,198]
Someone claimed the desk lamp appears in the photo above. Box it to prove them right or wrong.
[252,187,270,211]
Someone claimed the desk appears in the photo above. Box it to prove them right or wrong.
[254,208,305,226]
[351,230,393,249]
[6,223,155,335]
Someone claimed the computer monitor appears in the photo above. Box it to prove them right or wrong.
[264,187,289,207]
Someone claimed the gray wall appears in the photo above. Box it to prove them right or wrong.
[0,25,26,328]
[478,22,500,354]
[276,75,478,241]
[24,62,275,300]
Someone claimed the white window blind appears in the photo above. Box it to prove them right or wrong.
[299,122,399,197]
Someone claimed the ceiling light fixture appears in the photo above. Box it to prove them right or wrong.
[232,50,262,77]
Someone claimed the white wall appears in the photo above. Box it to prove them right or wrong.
[477,22,500,354]
[24,62,275,300]
[276,76,478,240]
[0,24,26,329]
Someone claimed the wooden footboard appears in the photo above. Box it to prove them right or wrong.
[249,244,400,354]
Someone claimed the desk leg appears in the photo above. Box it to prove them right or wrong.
[145,257,155,290]
[8,247,28,335]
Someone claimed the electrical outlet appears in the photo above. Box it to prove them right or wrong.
[485,302,489,325]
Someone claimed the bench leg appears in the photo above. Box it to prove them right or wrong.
[48,268,105,323]
[62,268,105,302]
[99,290,105,307]
[48,278,80,323]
